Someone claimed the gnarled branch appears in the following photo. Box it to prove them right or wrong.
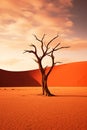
[53,46,70,51]
[33,34,41,42]
[33,34,46,54]
[30,44,37,54]
[54,61,62,65]
[42,34,46,41]
[23,50,35,54]
[44,34,59,54]
[47,46,70,55]
[24,49,39,60]
[47,34,59,47]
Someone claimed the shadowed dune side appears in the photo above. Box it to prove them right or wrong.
[30,61,87,87]
[0,69,40,87]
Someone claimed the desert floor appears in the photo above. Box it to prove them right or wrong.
[0,87,87,130]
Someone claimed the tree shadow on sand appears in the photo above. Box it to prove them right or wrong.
[56,95,87,98]
[37,94,87,98]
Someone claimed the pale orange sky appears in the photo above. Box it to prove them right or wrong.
[0,0,87,71]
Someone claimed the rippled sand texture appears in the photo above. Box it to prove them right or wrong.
[0,87,87,130]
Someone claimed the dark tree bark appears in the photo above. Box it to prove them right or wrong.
[24,34,70,96]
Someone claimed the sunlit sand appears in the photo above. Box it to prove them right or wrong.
[0,87,87,130]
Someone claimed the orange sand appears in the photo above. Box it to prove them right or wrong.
[0,87,87,130]
[31,61,87,86]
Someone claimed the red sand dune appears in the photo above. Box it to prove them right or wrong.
[0,69,40,87]
[30,61,87,86]
[0,61,87,87]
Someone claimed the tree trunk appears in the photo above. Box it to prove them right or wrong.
[42,74,54,96]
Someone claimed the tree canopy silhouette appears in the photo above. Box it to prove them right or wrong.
[24,34,70,96]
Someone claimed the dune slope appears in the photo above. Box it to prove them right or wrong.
[30,61,87,86]
[0,69,40,87]
[0,61,87,87]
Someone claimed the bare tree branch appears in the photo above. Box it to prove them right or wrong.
[44,34,59,54]
[46,45,70,77]
[33,58,38,63]
[24,49,39,61]
[54,46,70,51]
[33,34,46,54]
[54,43,61,50]
[54,61,62,65]
[23,50,35,54]
[33,34,41,42]
[41,41,45,54]
[41,34,46,41]
[47,34,59,48]
[47,46,70,55]
[30,44,37,54]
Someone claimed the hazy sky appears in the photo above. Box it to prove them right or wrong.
[0,0,87,71]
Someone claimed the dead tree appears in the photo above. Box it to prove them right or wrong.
[24,34,70,96]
